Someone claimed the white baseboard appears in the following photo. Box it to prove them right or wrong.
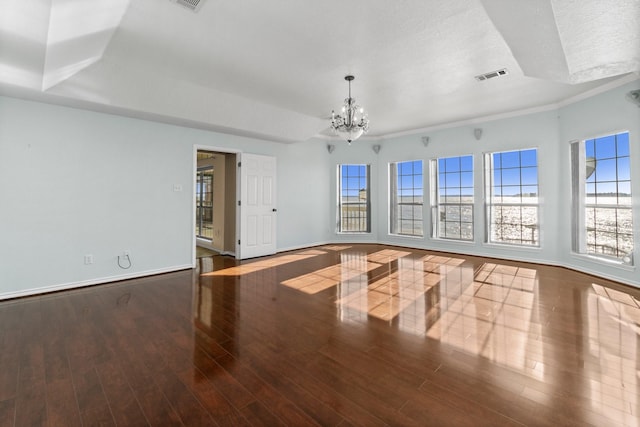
[0,264,192,301]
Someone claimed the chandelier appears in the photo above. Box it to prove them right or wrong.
[330,75,369,144]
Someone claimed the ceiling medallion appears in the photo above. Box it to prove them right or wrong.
[330,75,369,144]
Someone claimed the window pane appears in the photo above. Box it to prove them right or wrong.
[446,205,461,221]
[501,151,520,168]
[617,133,630,156]
[413,161,423,175]
[595,182,616,201]
[461,223,473,240]
[617,157,630,180]
[445,221,461,239]
[460,171,473,187]
[521,149,537,167]
[461,205,473,222]
[521,185,538,198]
[585,139,595,157]
[521,167,538,185]
[461,187,474,201]
[493,153,502,168]
[501,168,521,185]
[445,172,460,187]
[594,158,617,181]
[595,135,616,159]
[493,169,502,185]
[445,157,460,172]
[618,182,632,205]
[502,185,521,199]
[460,155,473,171]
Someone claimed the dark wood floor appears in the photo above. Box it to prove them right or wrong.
[1,244,639,426]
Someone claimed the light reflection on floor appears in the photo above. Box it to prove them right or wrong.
[427,263,543,381]
[587,283,640,426]
[336,254,466,322]
[202,249,327,276]
[281,251,380,294]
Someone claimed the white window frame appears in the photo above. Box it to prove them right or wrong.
[389,160,424,237]
[571,131,633,264]
[337,164,371,233]
[430,155,474,241]
[484,148,539,247]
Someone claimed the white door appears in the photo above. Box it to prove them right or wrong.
[238,153,277,259]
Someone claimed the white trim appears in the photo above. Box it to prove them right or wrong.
[482,242,542,251]
[0,265,192,301]
[384,104,559,139]
[388,233,424,240]
[570,253,635,271]
[430,237,476,245]
[382,76,640,140]
[557,74,640,107]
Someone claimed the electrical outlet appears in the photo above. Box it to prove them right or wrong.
[84,254,94,265]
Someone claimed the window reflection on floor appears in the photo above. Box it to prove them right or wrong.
[587,283,640,425]
[202,249,327,276]
[427,263,543,379]
[282,250,380,294]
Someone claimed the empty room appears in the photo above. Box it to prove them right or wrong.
[1,0,640,426]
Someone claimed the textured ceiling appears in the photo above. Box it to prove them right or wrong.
[1,0,638,143]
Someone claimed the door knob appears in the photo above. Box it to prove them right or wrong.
[272,208,277,212]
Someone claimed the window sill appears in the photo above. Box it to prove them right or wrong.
[570,253,635,271]
[430,237,475,245]
[389,233,424,239]
[482,242,541,251]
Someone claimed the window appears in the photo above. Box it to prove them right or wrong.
[485,149,539,246]
[390,160,423,236]
[338,164,370,232]
[196,167,213,239]
[571,132,633,263]
[430,155,474,240]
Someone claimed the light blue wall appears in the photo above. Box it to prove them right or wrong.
[0,96,330,299]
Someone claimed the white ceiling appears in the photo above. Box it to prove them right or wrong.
[1,0,638,143]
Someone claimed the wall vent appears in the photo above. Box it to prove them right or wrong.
[170,0,205,12]
[475,68,508,82]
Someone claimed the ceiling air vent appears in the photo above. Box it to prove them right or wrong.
[475,68,508,82]
[170,0,205,12]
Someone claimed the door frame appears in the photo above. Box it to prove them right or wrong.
[192,144,241,267]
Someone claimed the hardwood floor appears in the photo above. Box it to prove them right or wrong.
[1,244,639,426]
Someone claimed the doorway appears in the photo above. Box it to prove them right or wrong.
[195,149,237,256]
